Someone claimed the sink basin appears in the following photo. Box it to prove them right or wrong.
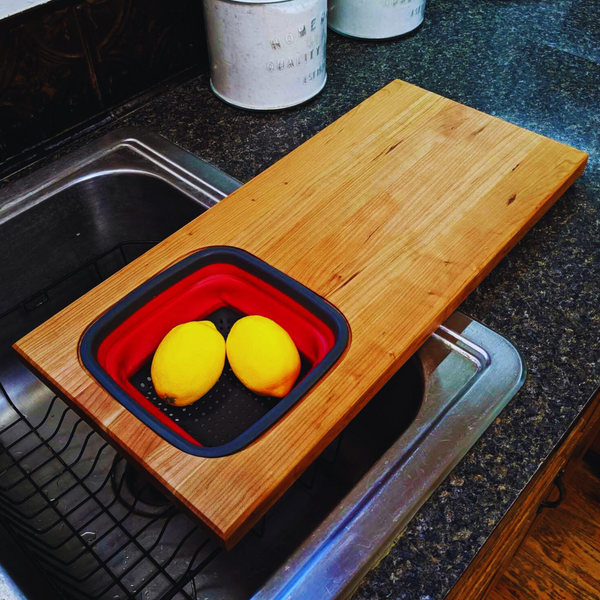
[0,130,525,600]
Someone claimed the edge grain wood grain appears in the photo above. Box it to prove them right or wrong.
[14,80,588,548]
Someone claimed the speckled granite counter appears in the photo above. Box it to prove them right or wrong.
[3,0,599,598]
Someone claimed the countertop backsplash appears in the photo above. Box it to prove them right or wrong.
[0,0,207,176]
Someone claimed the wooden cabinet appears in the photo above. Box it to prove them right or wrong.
[446,387,600,600]
[588,428,600,457]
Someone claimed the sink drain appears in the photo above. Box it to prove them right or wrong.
[110,456,175,517]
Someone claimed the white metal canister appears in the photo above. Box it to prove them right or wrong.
[328,0,426,40]
[203,0,328,110]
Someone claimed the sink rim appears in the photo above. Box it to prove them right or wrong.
[0,127,240,226]
[253,312,526,600]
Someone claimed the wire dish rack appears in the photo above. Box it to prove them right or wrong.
[0,241,222,599]
[0,385,224,600]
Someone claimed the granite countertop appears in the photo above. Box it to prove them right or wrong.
[3,0,599,598]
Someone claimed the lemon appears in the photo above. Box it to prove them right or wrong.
[226,315,301,398]
[151,321,225,407]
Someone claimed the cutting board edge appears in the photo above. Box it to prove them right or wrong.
[11,79,590,548]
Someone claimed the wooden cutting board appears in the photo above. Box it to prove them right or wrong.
[15,80,587,549]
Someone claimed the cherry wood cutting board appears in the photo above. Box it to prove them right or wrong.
[15,80,588,549]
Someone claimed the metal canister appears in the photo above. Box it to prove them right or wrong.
[328,0,426,40]
[203,0,328,110]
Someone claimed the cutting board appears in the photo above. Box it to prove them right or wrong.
[15,80,587,549]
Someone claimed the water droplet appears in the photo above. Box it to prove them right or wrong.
[82,531,97,544]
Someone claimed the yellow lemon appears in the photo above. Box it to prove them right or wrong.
[226,315,301,398]
[151,321,225,407]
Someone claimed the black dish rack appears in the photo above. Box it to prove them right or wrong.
[0,387,222,600]
[0,242,222,599]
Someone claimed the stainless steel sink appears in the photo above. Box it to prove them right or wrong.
[0,130,525,600]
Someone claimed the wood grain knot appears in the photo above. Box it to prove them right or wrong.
[470,126,487,136]
[386,140,404,155]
